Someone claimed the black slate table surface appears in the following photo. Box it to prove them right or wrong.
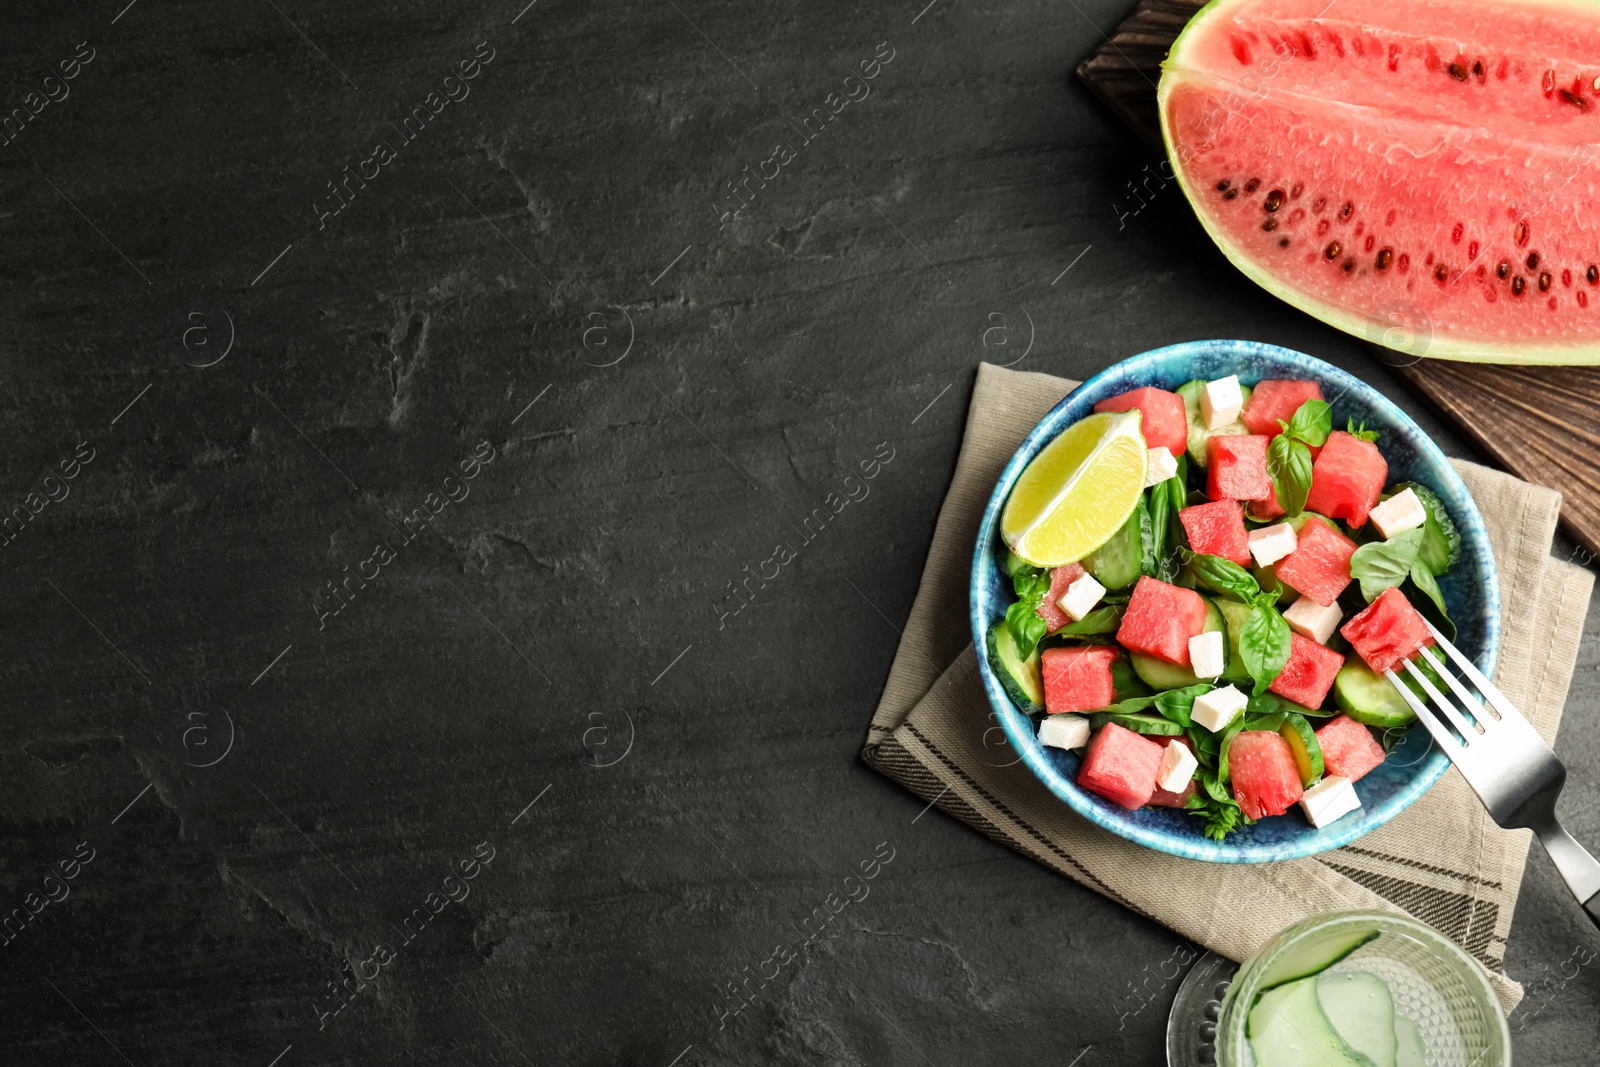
[3,1,1599,1064]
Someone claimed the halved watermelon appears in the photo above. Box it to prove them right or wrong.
[1341,586,1436,673]
[1078,722,1165,810]
[1159,0,1600,363]
[1268,632,1345,708]
[1179,498,1251,566]
[1228,730,1304,820]
[1094,386,1189,456]
[1207,434,1273,501]
[1316,714,1388,782]
[1241,379,1324,440]
[1305,432,1388,527]
[1042,646,1119,714]
[1036,563,1088,633]
[1274,518,1357,606]
[1116,575,1211,665]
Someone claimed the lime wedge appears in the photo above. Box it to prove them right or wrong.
[1001,410,1148,567]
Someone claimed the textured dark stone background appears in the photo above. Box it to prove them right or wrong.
[2,0,1598,1064]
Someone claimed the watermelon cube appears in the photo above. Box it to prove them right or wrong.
[1275,519,1358,606]
[1041,646,1118,714]
[1315,714,1387,783]
[1268,633,1345,709]
[1116,576,1210,666]
[1207,435,1273,501]
[1077,722,1164,810]
[1227,730,1304,820]
[1179,499,1250,566]
[1035,563,1087,633]
[1094,386,1188,456]
[1149,736,1198,808]
[1247,480,1286,522]
[1305,431,1389,527]
[1241,379,1324,441]
[1340,586,1436,674]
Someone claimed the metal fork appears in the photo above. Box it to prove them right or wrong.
[1386,620,1600,931]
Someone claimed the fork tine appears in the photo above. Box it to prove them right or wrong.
[1384,667,1461,753]
[1417,646,1501,728]
[1400,658,1483,743]
[1419,620,1521,725]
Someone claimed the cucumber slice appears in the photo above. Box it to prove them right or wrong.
[1394,481,1461,574]
[1130,597,1226,689]
[1257,927,1381,991]
[1089,711,1183,736]
[1334,662,1416,728]
[986,620,1043,713]
[1317,971,1399,1067]
[1084,499,1144,591]
[1215,599,1254,684]
[1006,550,1041,584]
[1252,561,1296,605]
[1176,379,1253,468]
[1247,977,1370,1066]
[1279,711,1325,787]
[1395,1014,1426,1067]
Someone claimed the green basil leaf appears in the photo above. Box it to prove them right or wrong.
[1004,570,1051,658]
[1345,416,1380,443]
[1147,486,1169,577]
[1190,554,1262,602]
[1185,724,1221,766]
[1090,711,1184,736]
[1217,716,1248,781]
[1406,565,1457,643]
[1097,682,1212,718]
[1239,601,1292,694]
[1267,435,1313,517]
[1349,527,1425,602]
[1284,398,1333,447]
[1007,551,1042,589]
[1241,709,1288,733]
[1151,683,1215,727]
[1057,603,1124,636]
[1137,495,1158,578]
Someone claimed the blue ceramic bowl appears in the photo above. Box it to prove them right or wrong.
[970,340,1500,864]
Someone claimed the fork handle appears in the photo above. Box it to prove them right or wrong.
[1536,821,1600,930]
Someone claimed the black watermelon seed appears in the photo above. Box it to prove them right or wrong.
[1539,271,1553,291]
[1434,263,1449,281]
[1472,59,1485,79]
[1262,218,1279,231]
[1497,260,1511,279]
[1513,276,1527,295]
[1264,189,1285,212]
[1325,241,1342,260]
[1527,252,1540,269]
[1449,62,1468,81]
[1375,247,1394,270]
[1561,88,1587,109]
[1339,201,1354,221]
[1342,259,1355,272]
[1588,265,1598,284]
[1279,237,1291,247]
[1225,189,1239,200]
[1244,178,1261,192]
[1216,180,1232,191]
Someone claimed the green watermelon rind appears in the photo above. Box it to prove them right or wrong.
[1157,0,1600,365]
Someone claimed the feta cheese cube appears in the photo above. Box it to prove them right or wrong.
[1144,446,1178,488]
[1058,572,1107,622]
[1369,487,1428,540]
[1188,630,1226,679]
[1248,522,1299,567]
[1283,595,1343,645]
[1038,713,1091,751]
[1298,774,1363,828]
[1157,739,1199,793]
[1200,375,1244,430]
[1191,684,1249,733]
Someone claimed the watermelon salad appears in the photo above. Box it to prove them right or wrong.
[989,376,1463,840]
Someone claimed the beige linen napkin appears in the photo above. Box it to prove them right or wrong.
[862,363,1594,1011]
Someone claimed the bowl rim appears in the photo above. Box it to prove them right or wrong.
[969,339,1501,864]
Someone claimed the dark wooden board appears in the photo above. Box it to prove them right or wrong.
[1076,0,1600,558]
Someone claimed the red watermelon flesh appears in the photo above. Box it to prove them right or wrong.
[1305,431,1388,527]
[1227,730,1304,820]
[1078,722,1165,810]
[1247,480,1286,522]
[1094,386,1189,456]
[1150,737,1198,808]
[1341,586,1436,673]
[1268,632,1346,708]
[1036,563,1088,633]
[1275,518,1358,606]
[1179,498,1251,566]
[1241,379,1324,438]
[1316,714,1388,783]
[1207,434,1272,501]
[1159,0,1600,363]
[1117,576,1210,665]
[1042,646,1119,714]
